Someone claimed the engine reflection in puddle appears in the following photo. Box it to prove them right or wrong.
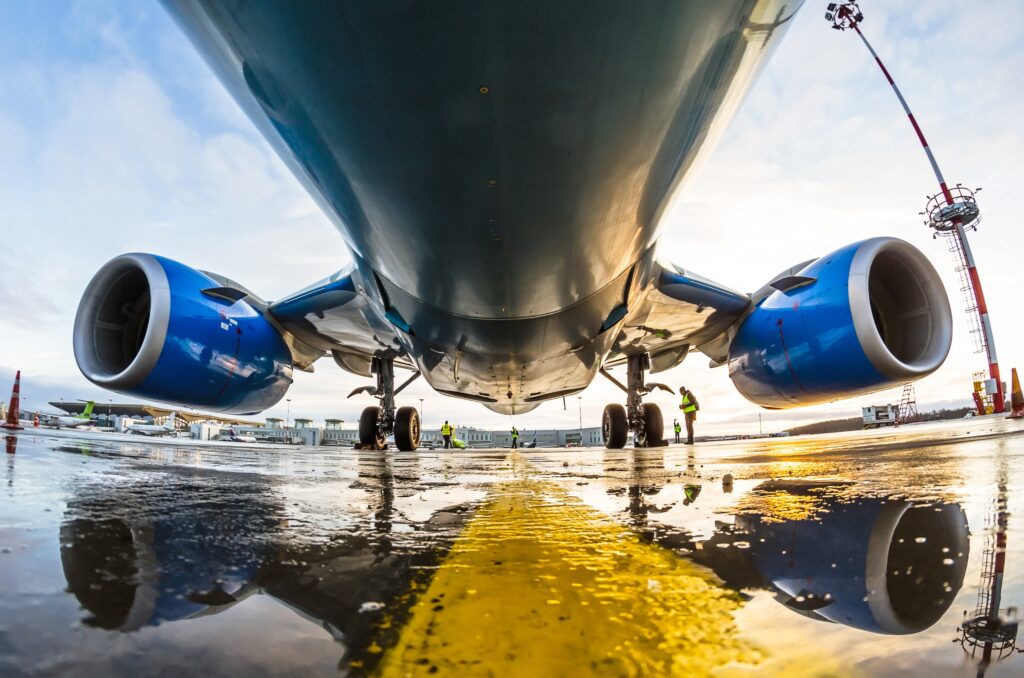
[55,450,976,674]
[57,455,475,672]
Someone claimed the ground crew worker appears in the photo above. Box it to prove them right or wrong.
[441,420,453,449]
[673,418,682,444]
[678,386,699,445]
[683,484,702,506]
[511,426,519,449]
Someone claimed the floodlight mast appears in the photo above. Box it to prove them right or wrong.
[825,1,1005,414]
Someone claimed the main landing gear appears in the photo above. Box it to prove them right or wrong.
[600,354,673,449]
[349,357,421,451]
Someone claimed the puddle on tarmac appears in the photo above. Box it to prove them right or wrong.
[1,420,1023,676]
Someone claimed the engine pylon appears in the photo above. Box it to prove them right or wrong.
[1,370,24,431]
[1009,368,1024,419]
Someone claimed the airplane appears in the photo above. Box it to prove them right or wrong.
[41,401,96,429]
[225,427,257,443]
[126,413,178,437]
[70,1,953,452]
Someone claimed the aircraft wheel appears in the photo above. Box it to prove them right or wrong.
[359,406,385,449]
[636,402,664,448]
[603,404,628,449]
[394,406,420,452]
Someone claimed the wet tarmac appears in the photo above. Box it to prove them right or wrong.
[2,417,1024,676]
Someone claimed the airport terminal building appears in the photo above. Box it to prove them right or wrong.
[318,425,605,448]
[45,401,605,448]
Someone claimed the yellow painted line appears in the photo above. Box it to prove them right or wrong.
[377,456,758,676]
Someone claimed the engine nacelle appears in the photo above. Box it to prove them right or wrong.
[728,237,952,408]
[74,253,292,414]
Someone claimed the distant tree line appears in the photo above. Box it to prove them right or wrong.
[784,406,978,436]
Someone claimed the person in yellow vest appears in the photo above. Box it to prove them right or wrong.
[511,426,519,449]
[678,386,699,445]
[441,420,453,449]
[673,418,682,444]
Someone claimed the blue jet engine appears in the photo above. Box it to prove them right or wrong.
[73,253,293,414]
[728,237,952,408]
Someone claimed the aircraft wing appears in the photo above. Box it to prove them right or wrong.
[608,259,752,373]
[270,258,753,380]
[267,264,409,378]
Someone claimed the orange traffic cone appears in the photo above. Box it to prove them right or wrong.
[1009,368,1024,419]
[1,370,23,431]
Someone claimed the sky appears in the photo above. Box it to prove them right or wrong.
[1,1,1022,436]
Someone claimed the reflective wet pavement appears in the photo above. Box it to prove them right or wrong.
[2,417,1024,676]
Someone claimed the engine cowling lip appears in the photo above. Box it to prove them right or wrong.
[73,253,171,390]
[848,237,952,381]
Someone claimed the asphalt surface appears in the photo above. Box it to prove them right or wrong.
[2,416,1024,676]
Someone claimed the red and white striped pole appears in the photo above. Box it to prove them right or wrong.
[827,2,1005,413]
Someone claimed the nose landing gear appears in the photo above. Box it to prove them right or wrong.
[600,354,672,449]
[349,357,421,451]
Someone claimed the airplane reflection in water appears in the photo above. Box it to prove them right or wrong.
[606,451,971,635]
[57,447,984,673]
[726,481,969,635]
[58,452,472,671]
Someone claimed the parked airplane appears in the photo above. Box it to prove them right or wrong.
[42,401,96,429]
[226,427,257,443]
[126,413,178,437]
[72,1,953,451]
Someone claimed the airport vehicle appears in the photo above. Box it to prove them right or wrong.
[862,404,899,429]
[126,413,178,437]
[72,1,953,451]
[226,427,257,443]
[42,400,96,429]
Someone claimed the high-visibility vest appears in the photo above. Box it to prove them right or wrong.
[511,429,519,438]
[674,422,681,433]
[681,393,697,413]
[441,424,452,435]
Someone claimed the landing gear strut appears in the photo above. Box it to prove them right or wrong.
[600,354,672,449]
[349,357,420,451]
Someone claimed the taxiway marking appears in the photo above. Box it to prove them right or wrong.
[377,455,756,676]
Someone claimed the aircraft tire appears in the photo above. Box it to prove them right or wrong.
[359,406,385,449]
[603,404,628,449]
[637,402,663,447]
[394,406,420,452]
